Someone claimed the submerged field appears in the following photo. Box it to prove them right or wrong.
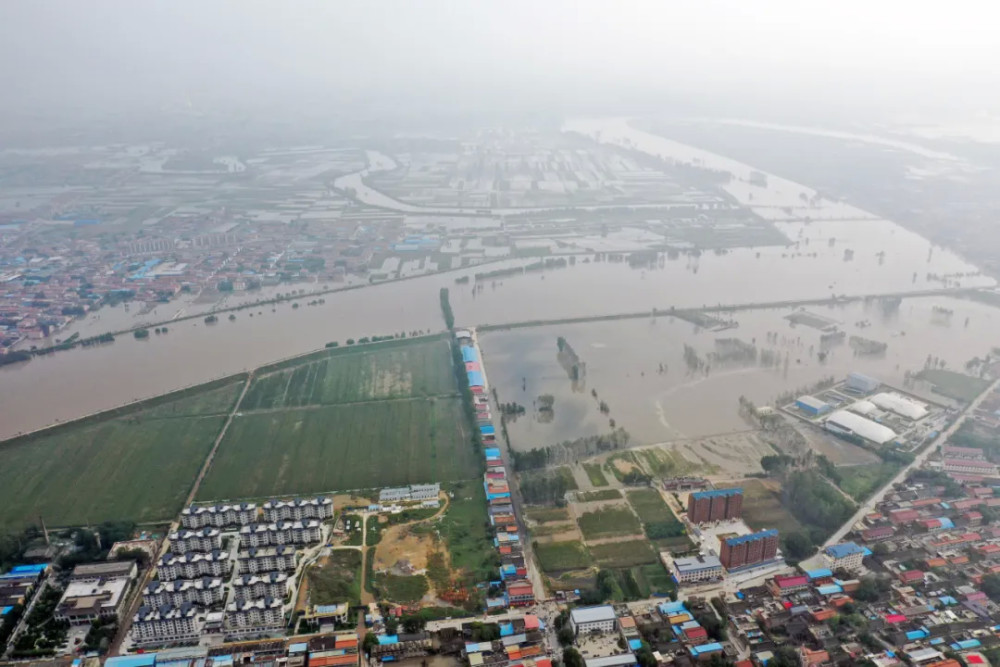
[199,337,476,500]
[0,378,243,527]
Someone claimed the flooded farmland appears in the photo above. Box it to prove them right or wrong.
[479,294,1000,450]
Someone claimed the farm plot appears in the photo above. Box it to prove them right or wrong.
[589,540,658,567]
[134,379,245,418]
[308,549,363,606]
[719,479,805,536]
[241,338,455,409]
[198,397,477,500]
[578,490,621,502]
[577,506,642,540]
[0,414,224,528]
[626,488,686,540]
[535,540,593,573]
[583,463,609,487]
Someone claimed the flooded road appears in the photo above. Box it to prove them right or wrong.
[480,294,1000,450]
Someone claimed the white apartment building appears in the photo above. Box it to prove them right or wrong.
[232,572,289,604]
[237,546,297,575]
[168,528,222,555]
[157,551,231,581]
[225,597,284,629]
[261,497,333,522]
[238,520,321,548]
[180,503,258,529]
[131,603,201,644]
[143,578,225,608]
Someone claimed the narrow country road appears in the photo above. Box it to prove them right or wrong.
[823,377,1000,548]
[109,372,255,656]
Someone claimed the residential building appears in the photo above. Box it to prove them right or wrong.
[131,603,201,644]
[143,578,225,608]
[720,530,780,570]
[232,572,289,604]
[237,546,297,575]
[943,459,998,476]
[688,488,743,524]
[506,581,535,607]
[825,542,866,573]
[168,528,222,555]
[261,497,333,522]
[180,503,258,529]
[157,551,231,581]
[673,555,724,583]
[238,520,322,548]
[225,596,284,629]
[570,605,617,636]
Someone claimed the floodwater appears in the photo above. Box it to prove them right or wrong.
[1,118,996,439]
[479,294,1000,450]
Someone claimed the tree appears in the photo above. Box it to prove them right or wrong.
[363,632,378,655]
[782,532,815,561]
[768,646,800,667]
[563,648,585,667]
[384,617,399,635]
[636,646,656,667]
[981,573,1000,602]
[873,542,890,556]
[401,614,426,634]
[557,626,575,647]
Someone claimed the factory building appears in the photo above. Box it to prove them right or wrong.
[719,530,779,570]
[687,488,743,524]
[869,392,929,420]
[846,372,880,394]
[823,410,897,445]
[795,395,831,417]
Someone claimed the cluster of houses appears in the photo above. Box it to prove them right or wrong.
[457,329,536,611]
[134,497,330,645]
[105,634,361,667]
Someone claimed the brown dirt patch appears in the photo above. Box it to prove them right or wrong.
[374,525,437,572]
[333,493,374,507]
[612,458,639,475]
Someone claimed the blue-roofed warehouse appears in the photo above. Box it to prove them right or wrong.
[461,347,478,363]
[467,371,485,387]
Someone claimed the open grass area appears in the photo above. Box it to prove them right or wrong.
[241,338,455,410]
[915,369,989,403]
[578,506,642,540]
[837,462,902,501]
[371,573,429,604]
[309,549,363,606]
[437,482,498,584]
[583,463,609,487]
[589,540,658,567]
[634,562,676,597]
[720,479,804,535]
[0,414,224,528]
[525,507,571,523]
[534,540,592,573]
[198,397,476,500]
[579,490,621,502]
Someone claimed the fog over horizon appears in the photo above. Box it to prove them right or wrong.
[2,0,1000,135]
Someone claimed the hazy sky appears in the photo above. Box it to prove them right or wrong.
[2,0,998,122]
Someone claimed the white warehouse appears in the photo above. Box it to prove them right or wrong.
[824,410,897,445]
[869,392,929,421]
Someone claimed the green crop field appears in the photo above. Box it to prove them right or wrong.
[720,479,804,535]
[838,463,902,501]
[589,540,658,567]
[625,488,672,523]
[915,368,989,403]
[241,339,455,410]
[634,563,676,597]
[525,507,571,523]
[577,506,642,540]
[134,380,245,418]
[309,549,363,606]
[534,540,592,573]
[198,397,476,500]
[579,490,621,502]
[0,413,224,528]
[372,573,429,604]
[583,463,609,487]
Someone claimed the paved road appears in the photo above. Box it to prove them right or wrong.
[823,377,1000,548]
[109,373,255,657]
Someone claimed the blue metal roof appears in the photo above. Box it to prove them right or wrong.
[9,564,48,574]
[725,529,778,546]
[467,371,485,387]
[461,347,478,362]
[826,542,865,559]
[691,488,742,500]
[691,643,724,655]
[628,639,643,651]
[0,606,12,617]
[105,656,156,667]
[805,568,832,579]
[485,448,501,458]
[480,424,495,435]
